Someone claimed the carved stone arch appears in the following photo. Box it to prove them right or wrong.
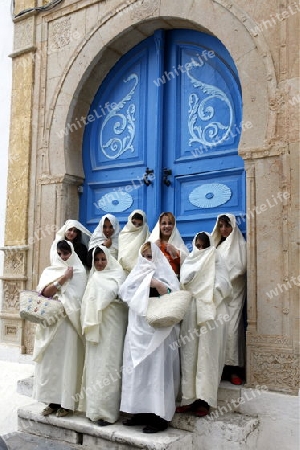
[47,0,276,179]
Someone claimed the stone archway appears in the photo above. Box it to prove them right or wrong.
[4,0,298,394]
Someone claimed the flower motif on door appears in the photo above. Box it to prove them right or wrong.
[187,70,233,148]
[100,73,138,160]
[189,183,232,208]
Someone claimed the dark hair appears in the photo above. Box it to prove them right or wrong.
[195,232,210,249]
[57,240,72,253]
[131,212,143,222]
[218,215,231,226]
[72,228,82,244]
[86,246,105,268]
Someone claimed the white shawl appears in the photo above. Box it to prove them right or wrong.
[81,246,126,343]
[211,214,246,281]
[89,214,120,258]
[118,210,149,272]
[119,242,180,366]
[50,219,91,263]
[148,215,188,263]
[180,233,232,324]
[33,242,87,361]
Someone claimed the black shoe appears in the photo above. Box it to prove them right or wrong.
[143,423,168,433]
[97,419,112,426]
[123,414,148,426]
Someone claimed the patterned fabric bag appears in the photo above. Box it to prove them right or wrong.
[19,290,65,327]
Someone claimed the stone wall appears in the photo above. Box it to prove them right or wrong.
[1,0,299,393]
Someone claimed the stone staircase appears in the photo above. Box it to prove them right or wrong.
[12,378,259,449]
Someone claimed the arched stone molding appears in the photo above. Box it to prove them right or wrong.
[44,0,277,180]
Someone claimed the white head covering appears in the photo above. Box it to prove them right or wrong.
[118,210,150,272]
[34,241,87,361]
[119,241,180,366]
[89,214,120,258]
[211,213,246,281]
[50,219,91,263]
[81,246,126,343]
[148,213,188,263]
[180,232,232,324]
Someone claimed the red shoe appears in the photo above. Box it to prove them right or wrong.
[230,374,243,385]
[175,404,193,413]
[195,405,210,417]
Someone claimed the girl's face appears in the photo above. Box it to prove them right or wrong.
[131,218,143,228]
[195,239,208,250]
[57,249,72,261]
[142,248,152,261]
[218,220,233,238]
[94,252,108,271]
[65,227,78,242]
[160,215,174,240]
[103,218,114,238]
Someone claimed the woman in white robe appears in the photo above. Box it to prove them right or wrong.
[149,212,188,277]
[119,242,180,433]
[33,240,87,417]
[51,219,91,267]
[177,232,232,416]
[79,246,127,425]
[211,214,247,384]
[118,210,150,274]
[89,214,120,259]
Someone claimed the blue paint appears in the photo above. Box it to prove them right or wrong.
[80,29,245,240]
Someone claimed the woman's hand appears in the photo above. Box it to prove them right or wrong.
[165,243,179,259]
[103,238,112,248]
[60,267,73,284]
[150,278,169,296]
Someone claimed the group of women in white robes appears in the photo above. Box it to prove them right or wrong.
[32,210,246,429]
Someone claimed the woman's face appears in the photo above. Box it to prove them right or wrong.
[218,220,233,238]
[103,218,114,238]
[57,249,72,261]
[142,248,152,261]
[160,215,174,241]
[65,227,78,242]
[131,218,143,228]
[94,252,108,271]
[195,239,208,250]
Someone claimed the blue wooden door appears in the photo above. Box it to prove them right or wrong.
[80,29,245,242]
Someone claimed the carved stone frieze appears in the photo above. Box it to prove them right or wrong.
[0,318,22,345]
[249,350,299,393]
[2,280,23,311]
[247,333,291,347]
[3,251,26,276]
[49,16,72,50]
[130,0,159,21]
[23,321,36,355]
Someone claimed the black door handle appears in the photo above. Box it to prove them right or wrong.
[163,168,172,186]
[143,167,154,186]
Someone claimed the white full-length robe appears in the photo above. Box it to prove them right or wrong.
[211,214,247,367]
[119,243,181,421]
[89,214,120,259]
[79,247,127,423]
[118,210,150,273]
[32,244,87,411]
[179,234,232,408]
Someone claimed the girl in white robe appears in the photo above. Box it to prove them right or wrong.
[79,246,127,425]
[51,219,91,267]
[211,214,247,384]
[89,214,120,259]
[33,240,87,417]
[119,242,181,433]
[118,210,150,274]
[149,212,188,277]
[177,232,232,416]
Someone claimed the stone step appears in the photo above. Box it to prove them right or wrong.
[17,402,193,450]
[17,401,259,450]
